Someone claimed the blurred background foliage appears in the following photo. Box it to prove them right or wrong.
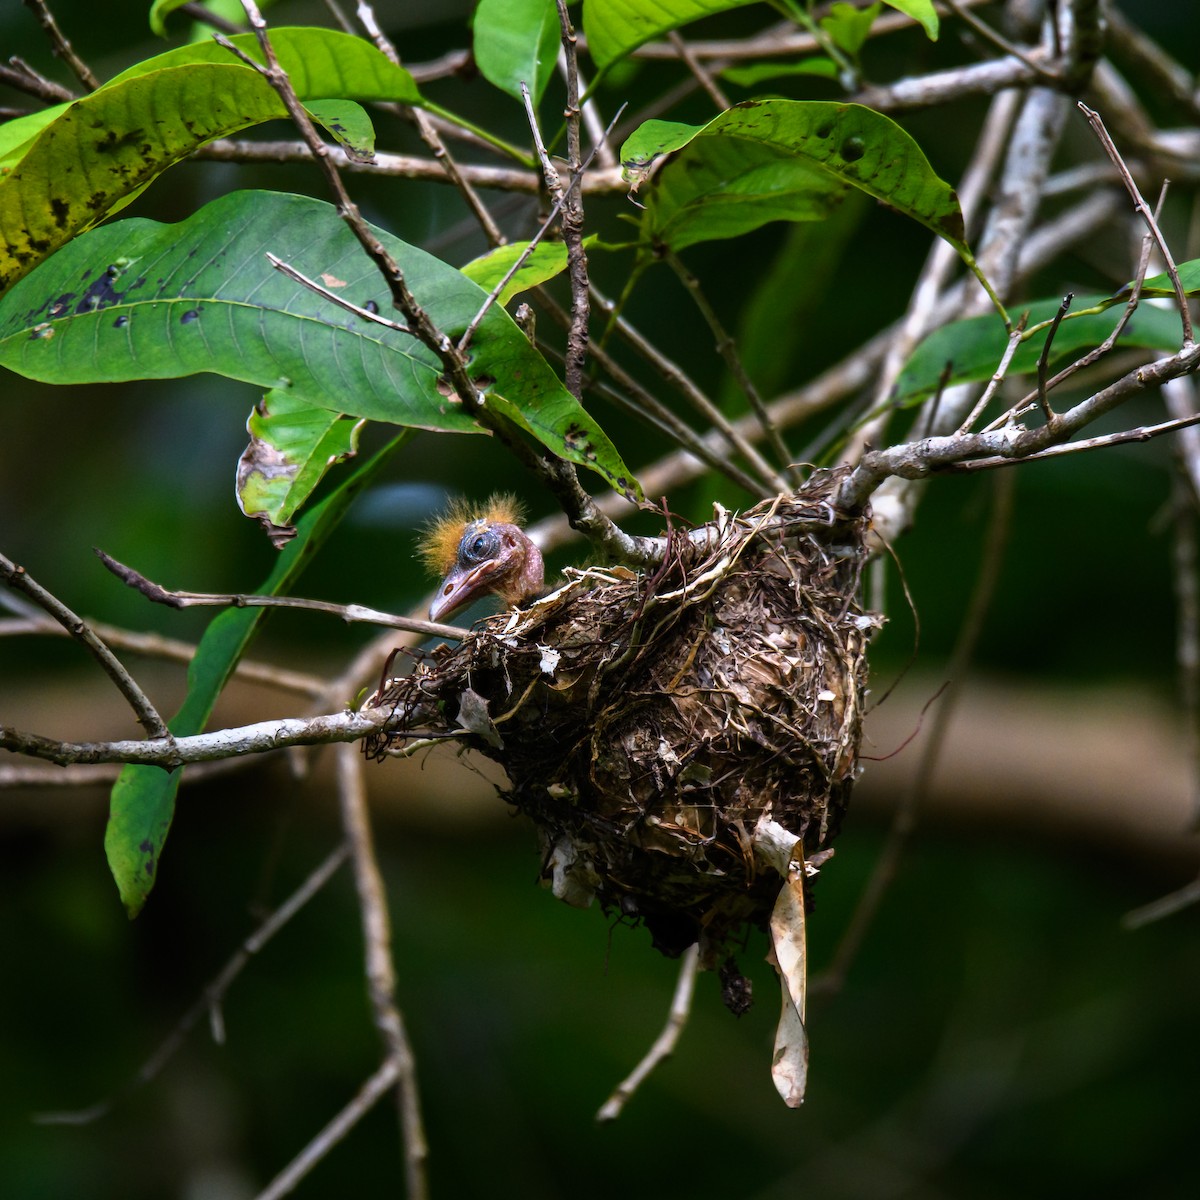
[2,1,1199,1197]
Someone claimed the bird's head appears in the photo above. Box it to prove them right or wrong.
[419,494,545,622]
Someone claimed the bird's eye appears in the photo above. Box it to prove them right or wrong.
[459,527,499,565]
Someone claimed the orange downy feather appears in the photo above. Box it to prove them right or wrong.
[417,493,526,577]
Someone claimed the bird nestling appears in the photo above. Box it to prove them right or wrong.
[419,494,546,622]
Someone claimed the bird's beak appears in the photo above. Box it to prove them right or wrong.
[429,559,504,622]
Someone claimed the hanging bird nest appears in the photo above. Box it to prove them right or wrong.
[365,469,880,978]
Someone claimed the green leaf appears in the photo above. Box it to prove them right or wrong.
[0,190,637,497]
[622,119,705,189]
[881,0,939,40]
[583,0,761,70]
[461,238,594,303]
[474,0,562,103]
[484,393,635,499]
[623,101,965,254]
[106,431,409,917]
[0,105,66,174]
[645,136,846,250]
[723,191,870,404]
[893,295,1187,408]
[1116,258,1200,302]
[0,64,282,289]
[149,0,267,36]
[822,2,882,56]
[720,59,840,87]
[305,99,376,163]
[236,390,364,534]
[0,30,423,291]
[149,0,197,35]
[105,27,421,103]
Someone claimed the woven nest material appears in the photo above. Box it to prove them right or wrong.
[366,470,879,977]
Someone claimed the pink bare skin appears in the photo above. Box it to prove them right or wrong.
[428,519,545,622]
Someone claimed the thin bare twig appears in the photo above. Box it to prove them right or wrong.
[1123,873,1200,928]
[841,338,1200,508]
[36,843,351,1126]
[586,285,786,494]
[664,250,797,485]
[0,58,75,103]
[335,743,428,1197]
[96,549,469,642]
[564,354,771,496]
[549,2,591,402]
[256,1054,404,1200]
[1035,294,1073,422]
[955,311,1031,434]
[1171,467,1200,830]
[994,191,1162,428]
[265,253,413,334]
[813,472,1014,996]
[351,0,506,247]
[567,53,616,170]
[0,552,170,740]
[542,313,771,495]
[21,0,98,90]
[1079,102,1195,345]
[666,31,729,109]
[458,102,625,355]
[919,363,955,440]
[1,613,326,696]
[176,2,242,34]
[596,943,699,1121]
[942,0,1061,82]
[193,139,627,193]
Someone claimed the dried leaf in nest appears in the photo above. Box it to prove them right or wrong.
[367,472,879,968]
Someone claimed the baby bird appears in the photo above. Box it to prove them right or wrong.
[420,494,545,622]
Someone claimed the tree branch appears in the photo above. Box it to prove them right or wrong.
[0,551,170,740]
[596,943,699,1121]
[350,0,506,247]
[551,2,591,403]
[96,549,469,642]
[21,0,98,90]
[1,708,393,768]
[1,613,327,696]
[1079,102,1195,344]
[256,1054,404,1200]
[0,57,75,103]
[192,140,627,193]
[839,342,1200,509]
[335,742,428,1198]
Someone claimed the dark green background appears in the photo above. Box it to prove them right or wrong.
[2,2,1198,1197]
